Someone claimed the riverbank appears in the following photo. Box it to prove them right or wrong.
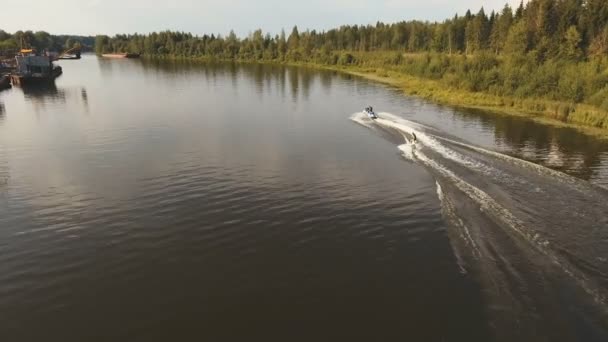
[142,55,608,138]
[322,65,608,138]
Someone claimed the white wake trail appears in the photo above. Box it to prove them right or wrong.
[351,111,608,310]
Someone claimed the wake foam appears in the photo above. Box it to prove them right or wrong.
[397,143,415,161]
[349,112,376,130]
[351,111,608,315]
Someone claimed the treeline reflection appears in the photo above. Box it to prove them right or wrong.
[138,59,355,103]
[454,108,608,181]
[137,59,608,183]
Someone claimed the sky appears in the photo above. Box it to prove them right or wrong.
[2,0,523,37]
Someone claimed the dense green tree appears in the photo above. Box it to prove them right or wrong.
[95,35,110,54]
[504,20,530,55]
[5,0,608,123]
[515,1,525,20]
[278,30,287,59]
[0,30,93,53]
[288,26,300,51]
[492,5,514,53]
[582,0,608,41]
[0,30,10,41]
[562,25,583,60]
[32,0,604,65]
[589,25,608,56]
[226,30,239,58]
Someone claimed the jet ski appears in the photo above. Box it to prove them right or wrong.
[364,106,378,119]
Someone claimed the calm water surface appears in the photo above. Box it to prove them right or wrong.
[1,56,607,341]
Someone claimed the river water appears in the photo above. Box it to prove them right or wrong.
[1,56,607,341]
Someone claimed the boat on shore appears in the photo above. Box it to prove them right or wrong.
[101,53,140,59]
[9,50,62,86]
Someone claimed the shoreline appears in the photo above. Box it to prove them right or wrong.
[140,55,608,139]
[323,66,608,139]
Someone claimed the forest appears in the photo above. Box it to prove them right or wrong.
[0,30,94,54]
[91,0,608,129]
[3,0,608,129]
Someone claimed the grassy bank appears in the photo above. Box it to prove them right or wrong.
[323,64,608,138]
[143,54,608,138]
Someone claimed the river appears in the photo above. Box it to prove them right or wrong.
[1,55,607,341]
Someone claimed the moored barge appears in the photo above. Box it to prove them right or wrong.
[101,53,140,58]
[9,50,62,86]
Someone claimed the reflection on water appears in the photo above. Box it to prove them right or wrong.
[451,108,608,184]
[4,82,89,116]
[1,56,490,341]
[20,82,66,107]
[3,57,602,188]
[6,57,603,186]
[372,85,608,188]
[138,59,348,105]
[0,56,607,341]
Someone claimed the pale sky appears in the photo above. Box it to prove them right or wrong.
[2,0,523,37]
